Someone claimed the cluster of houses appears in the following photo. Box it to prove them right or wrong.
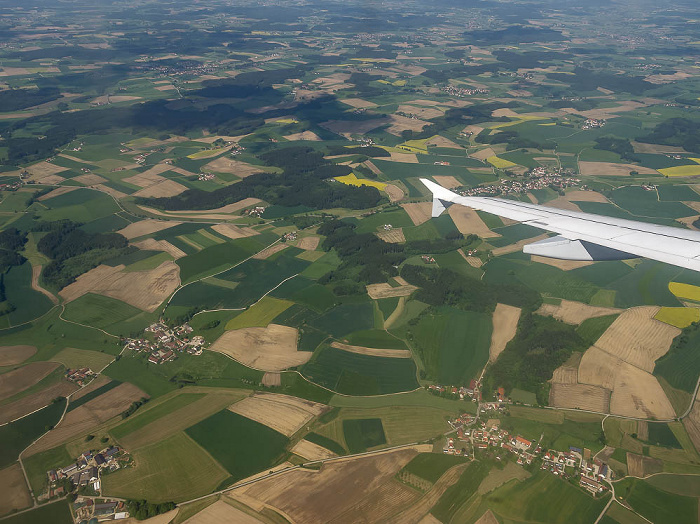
[73,499,128,523]
[197,172,215,181]
[420,255,436,264]
[446,414,611,497]
[542,447,611,495]
[428,379,482,401]
[641,183,658,191]
[282,231,298,242]
[461,170,581,197]
[42,446,128,502]
[434,161,451,166]
[441,84,489,97]
[65,368,98,386]
[243,206,267,218]
[124,322,205,364]
[0,179,25,191]
[582,118,606,130]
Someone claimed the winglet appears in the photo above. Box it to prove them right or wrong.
[420,178,459,218]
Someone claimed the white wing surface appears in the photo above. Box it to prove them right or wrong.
[420,178,700,272]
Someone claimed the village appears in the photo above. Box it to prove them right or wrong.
[123,322,206,365]
[443,407,612,499]
[461,168,582,198]
[40,446,131,522]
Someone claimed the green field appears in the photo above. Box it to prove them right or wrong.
[0,400,66,469]
[302,346,418,395]
[3,500,73,524]
[646,473,700,497]
[186,409,289,483]
[175,238,263,283]
[48,348,114,373]
[342,418,386,453]
[111,393,205,441]
[486,471,608,524]
[402,453,469,483]
[102,432,229,503]
[654,322,700,393]
[225,296,294,329]
[310,301,376,338]
[399,305,491,384]
[576,314,618,345]
[616,477,698,524]
[431,460,491,523]
[344,329,409,350]
[23,444,73,496]
[2,262,55,326]
[62,293,144,332]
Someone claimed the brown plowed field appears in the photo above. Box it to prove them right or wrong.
[0,362,59,401]
[331,342,412,359]
[132,238,186,259]
[549,383,610,412]
[59,261,180,312]
[366,283,417,300]
[530,256,594,271]
[474,511,500,524]
[401,202,432,226]
[132,178,188,198]
[536,300,620,325]
[291,439,336,461]
[26,382,147,456]
[0,345,36,366]
[385,184,404,202]
[236,449,417,524]
[228,392,327,437]
[432,176,461,188]
[609,363,675,419]
[252,243,288,260]
[69,375,110,402]
[384,463,470,524]
[595,307,679,372]
[448,205,500,238]
[0,463,32,515]
[184,500,262,524]
[210,223,258,240]
[118,219,182,240]
[551,365,578,384]
[38,186,78,201]
[376,228,406,244]
[297,236,320,251]
[578,162,658,176]
[261,373,281,387]
[491,234,549,256]
[0,380,79,424]
[210,324,308,372]
[489,304,521,362]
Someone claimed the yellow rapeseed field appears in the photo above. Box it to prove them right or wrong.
[334,173,387,190]
[669,282,700,302]
[487,156,518,169]
[658,164,700,177]
[654,307,700,328]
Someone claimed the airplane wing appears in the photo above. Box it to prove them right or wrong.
[420,178,700,272]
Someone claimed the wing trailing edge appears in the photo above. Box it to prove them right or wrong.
[419,178,700,271]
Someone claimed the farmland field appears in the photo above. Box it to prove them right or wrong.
[486,471,608,524]
[398,306,491,384]
[402,453,469,483]
[302,346,419,395]
[0,399,66,469]
[186,409,289,483]
[111,392,205,441]
[617,478,698,524]
[343,418,386,452]
[102,432,229,502]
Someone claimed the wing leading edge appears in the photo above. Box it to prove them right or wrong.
[420,178,700,272]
